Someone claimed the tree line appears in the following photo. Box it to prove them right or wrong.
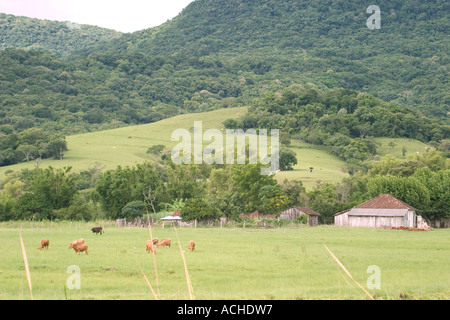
[225,85,449,173]
[0,145,448,224]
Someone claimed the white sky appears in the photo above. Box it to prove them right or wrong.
[0,0,195,33]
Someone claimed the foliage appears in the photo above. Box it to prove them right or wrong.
[0,13,122,58]
[95,163,163,219]
[180,197,219,222]
[121,201,147,220]
[279,147,298,171]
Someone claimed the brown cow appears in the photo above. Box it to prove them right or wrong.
[38,239,49,250]
[68,238,85,249]
[157,238,171,248]
[189,240,195,252]
[70,243,88,255]
[152,238,159,245]
[146,240,156,254]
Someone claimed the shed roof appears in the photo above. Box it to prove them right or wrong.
[355,194,417,211]
[171,210,180,217]
[334,194,417,217]
[160,216,182,220]
[294,207,321,216]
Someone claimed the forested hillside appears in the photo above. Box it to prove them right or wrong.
[0,13,122,58]
[82,0,449,119]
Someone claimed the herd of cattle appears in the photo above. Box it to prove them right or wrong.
[36,226,196,255]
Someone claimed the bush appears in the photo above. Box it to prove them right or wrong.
[121,201,147,220]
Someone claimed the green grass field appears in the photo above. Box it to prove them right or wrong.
[1,223,448,300]
[374,137,429,159]
[0,107,247,177]
[274,139,349,188]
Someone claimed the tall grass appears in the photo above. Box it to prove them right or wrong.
[19,233,33,300]
[1,225,448,300]
[323,244,374,300]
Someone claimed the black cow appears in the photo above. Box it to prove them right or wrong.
[91,227,103,235]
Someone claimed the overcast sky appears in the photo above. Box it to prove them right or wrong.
[0,0,195,33]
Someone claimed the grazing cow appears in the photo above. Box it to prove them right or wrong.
[68,238,85,249]
[157,238,171,248]
[189,240,195,252]
[38,239,49,250]
[146,240,156,254]
[70,243,88,255]
[91,227,103,235]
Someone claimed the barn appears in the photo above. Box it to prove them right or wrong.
[280,207,321,226]
[334,194,418,228]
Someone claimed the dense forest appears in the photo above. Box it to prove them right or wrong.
[0,0,448,223]
[0,13,122,57]
[80,0,450,119]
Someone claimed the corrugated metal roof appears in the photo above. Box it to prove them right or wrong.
[347,208,409,217]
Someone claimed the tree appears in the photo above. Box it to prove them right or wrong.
[180,198,219,222]
[45,136,68,160]
[258,184,288,215]
[413,168,450,219]
[95,162,163,219]
[280,179,308,207]
[17,144,38,162]
[121,201,147,220]
[232,164,277,213]
[279,147,298,171]
[222,118,240,129]
[146,144,165,156]
[366,175,430,210]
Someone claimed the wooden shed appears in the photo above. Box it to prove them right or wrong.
[334,194,418,228]
[280,207,321,226]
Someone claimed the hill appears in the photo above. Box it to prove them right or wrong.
[85,0,449,119]
[1,106,436,191]
[0,107,246,176]
[0,1,448,169]
[0,106,350,189]
[0,13,122,58]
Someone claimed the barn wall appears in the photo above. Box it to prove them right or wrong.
[347,216,404,228]
[407,211,417,228]
[375,216,403,228]
[280,208,300,220]
[334,213,348,226]
[349,216,375,228]
[308,216,319,226]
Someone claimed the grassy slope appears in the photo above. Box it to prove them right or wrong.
[0,224,448,300]
[0,107,246,175]
[374,137,429,159]
[274,139,349,188]
[0,108,430,189]
[0,107,349,189]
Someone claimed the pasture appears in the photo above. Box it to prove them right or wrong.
[0,223,449,300]
[0,106,349,190]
